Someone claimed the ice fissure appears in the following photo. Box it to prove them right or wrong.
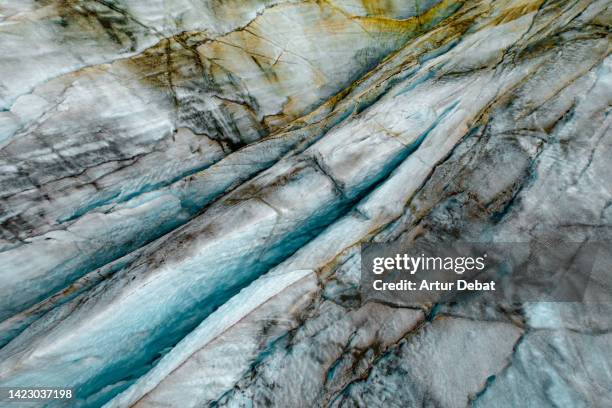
[0,0,611,407]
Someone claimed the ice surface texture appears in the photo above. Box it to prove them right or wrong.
[0,0,611,407]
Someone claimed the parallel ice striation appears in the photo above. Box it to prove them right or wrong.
[0,0,611,407]
[0,0,460,321]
